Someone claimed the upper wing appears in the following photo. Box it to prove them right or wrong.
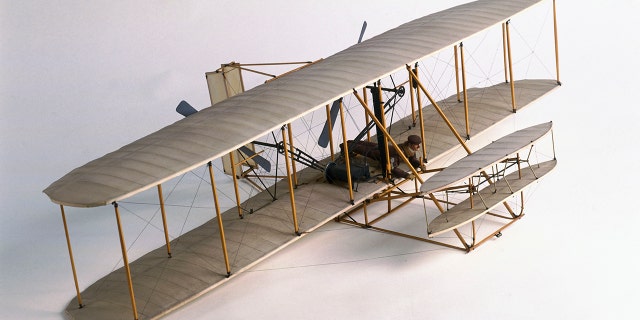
[44,0,543,207]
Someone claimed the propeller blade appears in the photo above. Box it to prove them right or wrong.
[176,100,198,117]
[175,100,272,172]
[318,21,366,148]
[318,99,341,148]
[358,21,367,43]
[239,146,271,173]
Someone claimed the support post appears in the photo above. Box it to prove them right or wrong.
[281,126,301,235]
[409,64,417,126]
[505,20,517,112]
[502,23,509,83]
[60,205,83,308]
[376,82,392,178]
[287,123,299,186]
[459,42,470,139]
[113,202,138,320]
[553,0,561,85]
[228,152,244,218]
[353,89,424,183]
[363,88,371,142]
[156,185,172,258]
[406,65,472,154]
[454,45,461,102]
[411,62,428,161]
[339,100,355,204]
[207,162,232,276]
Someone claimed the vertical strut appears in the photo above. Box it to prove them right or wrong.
[281,126,301,235]
[353,89,424,183]
[410,63,428,161]
[60,205,83,308]
[407,65,472,154]
[375,82,392,178]
[339,100,355,204]
[228,152,244,218]
[502,23,509,83]
[287,123,299,186]
[454,45,461,102]
[505,20,517,112]
[113,202,138,320]
[553,0,561,85]
[157,185,172,257]
[409,64,417,126]
[459,42,470,139]
[207,162,231,276]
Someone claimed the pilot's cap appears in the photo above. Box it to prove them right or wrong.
[408,135,421,145]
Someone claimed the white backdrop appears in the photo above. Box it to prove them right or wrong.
[2,1,639,319]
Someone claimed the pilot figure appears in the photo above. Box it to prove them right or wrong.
[343,134,423,179]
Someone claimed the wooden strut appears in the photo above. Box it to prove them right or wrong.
[228,151,244,218]
[368,193,417,225]
[377,82,393,179]
[502,23,509,83]
[553,0,561,85]
[112,202,138,320]
[437,156,533,250]
[60,205,83,309]
[363,88,371,142]
[408,63,428,161]
[281,126,301,235]
[337,215,466,252]
[407,65,497,185]
[352,89,424,184]
[459,42,471,139]
[157,185,172,258]
[338,100,355,204]
[337,176,524,253]
[454,45,461,102]
[207,162,232,276]
[409,64,417,126]
[287,123,299,187]
[505,20,517,112]
[335,186,463,251]
[406,65,472,155]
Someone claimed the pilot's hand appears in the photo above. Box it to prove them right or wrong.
[406,173,415,180]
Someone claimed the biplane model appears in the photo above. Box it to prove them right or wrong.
[43,0,562,319]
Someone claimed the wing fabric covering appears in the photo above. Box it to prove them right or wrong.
[44,0,543,207]
[420,122,553,195]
